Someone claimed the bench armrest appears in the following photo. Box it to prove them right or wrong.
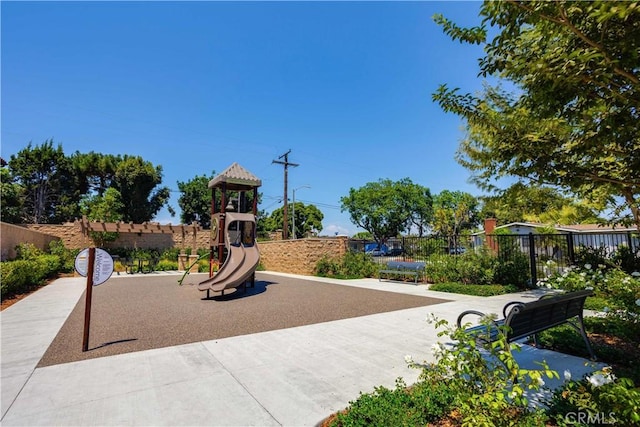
[502,301,525,318]
[456,310,488,328]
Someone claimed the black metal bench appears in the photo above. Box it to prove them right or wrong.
[456,289,596,360]
[379,261,426,284]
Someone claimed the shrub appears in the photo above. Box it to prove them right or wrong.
[429,282,517,296]
[34,255,62,278]
[0,255,60,297]
[155,259,179,271]
[48,240,78,273]
[160,247,181,260]
[341,252,379,278]
[423,247,529,288]
[611,245,640,274]
[424,255,461,283]
[331,379,455,426]
[494,252,530,288]
[314,252,378,279]
[456,249,496,285]
[575,244,640,275]
[546,368,640,427]
[198,259,210,273]
[1,260,36,296]
[15,243,43,260]
[315,256,341,277]
[417,316,555,426]
[539,264,640,322]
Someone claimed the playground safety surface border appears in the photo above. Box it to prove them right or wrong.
[38,272,449,367]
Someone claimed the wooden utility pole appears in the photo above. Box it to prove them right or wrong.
[272,149,299,239]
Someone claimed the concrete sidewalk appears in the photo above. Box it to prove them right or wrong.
[1,272,603,426]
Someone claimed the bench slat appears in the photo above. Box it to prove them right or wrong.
[458,290,595,360]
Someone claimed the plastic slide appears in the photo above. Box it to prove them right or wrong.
[198,213,260,294]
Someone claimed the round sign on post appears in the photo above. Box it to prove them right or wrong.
[75,248,114,285]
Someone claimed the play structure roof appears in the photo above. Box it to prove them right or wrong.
[208,162,262,190]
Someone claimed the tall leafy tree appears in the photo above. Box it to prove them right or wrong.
[341,178,427,246]
[71,151,121,196]
[112,155,170,223]
[352,231,373,240]
[399,179,433,237]
[0,167,24,223]
[480,183,603,225]
[266,202,323,238]
[432,1,640,230]
[431,190,479,237]
[7,140,81,223]
[176,172,215,228]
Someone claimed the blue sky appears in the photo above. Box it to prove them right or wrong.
[2,1,490,236]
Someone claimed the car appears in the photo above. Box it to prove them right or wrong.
[448,246,466,255]
[365,243,389,257]
[366,248,388,257]
[387,247,404,256]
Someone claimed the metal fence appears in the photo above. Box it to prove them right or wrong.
[350,231,640,284]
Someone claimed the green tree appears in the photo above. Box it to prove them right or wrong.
[480,183,603,225]
[80,187,124,246]
[0,167,24,223]
[341,178,424,247]
[71,151,121,196]
[266,202,323,238]
[431,190,479,238]
[400,180,433,236]
[352,231,373,240]
[432,1,640,231]
[176,172,215,228]
[112,156,170,223]
[7,140,81,223]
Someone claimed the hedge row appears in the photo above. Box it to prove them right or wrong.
[1,255,61,297]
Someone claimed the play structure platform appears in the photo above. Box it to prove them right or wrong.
[197,163,261,298]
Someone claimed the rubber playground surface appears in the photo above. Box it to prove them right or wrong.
[38,272,449,367]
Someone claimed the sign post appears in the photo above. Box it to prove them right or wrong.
[82,248,96,352]
[74,247,114,352]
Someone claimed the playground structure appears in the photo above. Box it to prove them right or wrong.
[197,163,262,297]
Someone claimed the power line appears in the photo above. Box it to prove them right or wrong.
[272,149,299,239]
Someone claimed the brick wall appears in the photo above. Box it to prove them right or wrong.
[20,223,212,251]
[7,222,348,275]
[257,237,349,275]
[22,223,89,249]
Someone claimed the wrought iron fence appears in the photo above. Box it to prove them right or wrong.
[349,231,640,285]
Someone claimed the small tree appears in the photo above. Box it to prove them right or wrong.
[80,188,124,247]
[266,202,323,237]
[177,172,215,228]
